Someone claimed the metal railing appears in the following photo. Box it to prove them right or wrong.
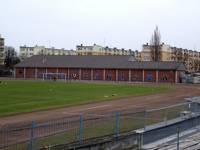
[0,101,198,150]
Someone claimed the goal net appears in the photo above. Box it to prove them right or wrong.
[42,73,67,81]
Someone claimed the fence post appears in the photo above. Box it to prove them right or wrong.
[144,110,147,131]
[115,112,120,139]
[29,121,36,150]
[195,102,199,128]
[177,127,180,150]
[136,130,144,150]
[164,108,168,126]
[79,114,84,144]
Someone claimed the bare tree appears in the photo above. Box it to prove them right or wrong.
[150,26,161,61]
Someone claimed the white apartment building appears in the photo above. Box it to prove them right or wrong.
[0,35,5,65]
[76,44,136,56]
[20,45,76,60]
[141,43,200,72]
[141,43,172,61]
[171,47,200,72]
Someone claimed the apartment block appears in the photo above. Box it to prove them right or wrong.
[0,35,5,65]
[141,43,172,61]
[141,43,200,72]
[76,44,138,58]
[20,45,76,60]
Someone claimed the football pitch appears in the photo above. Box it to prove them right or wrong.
[0,80,171,117]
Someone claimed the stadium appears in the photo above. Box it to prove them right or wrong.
[0,55,199,150]
[1,55,200,150]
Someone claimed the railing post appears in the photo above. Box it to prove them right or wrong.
[139,132,144,149]
[194,102,198,127]
[79,114,84,144]
[115,112,120,139]
[136,129,144,150]
[144,110,147,131]
[177,127,180,150]
[164,108,168,126]
[29,121,36,150]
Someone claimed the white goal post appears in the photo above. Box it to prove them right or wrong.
[42,73,67,81]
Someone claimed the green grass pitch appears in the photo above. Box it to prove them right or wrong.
[0,80,170,117]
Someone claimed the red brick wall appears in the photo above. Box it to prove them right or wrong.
[105,69,116,81]
[118,69,129,81]
[47,68,63,80]
[15,67,181,83]
[93,69,103,80]
[144,70,156,82]
[81,69,91,80]
[158,70,175,83]
[37,68,46,78]
[131,70,143,82]
[47,68,57,73]
[69,68,79,80]
[16,68,24,78]
[26,68,35,78]
[58,68,68,77]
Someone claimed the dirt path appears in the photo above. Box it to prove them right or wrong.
[0,84,199,125]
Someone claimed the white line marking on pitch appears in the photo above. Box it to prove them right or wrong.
[62,105,111,115]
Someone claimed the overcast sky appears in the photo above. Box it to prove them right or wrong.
[0,0,200,51]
